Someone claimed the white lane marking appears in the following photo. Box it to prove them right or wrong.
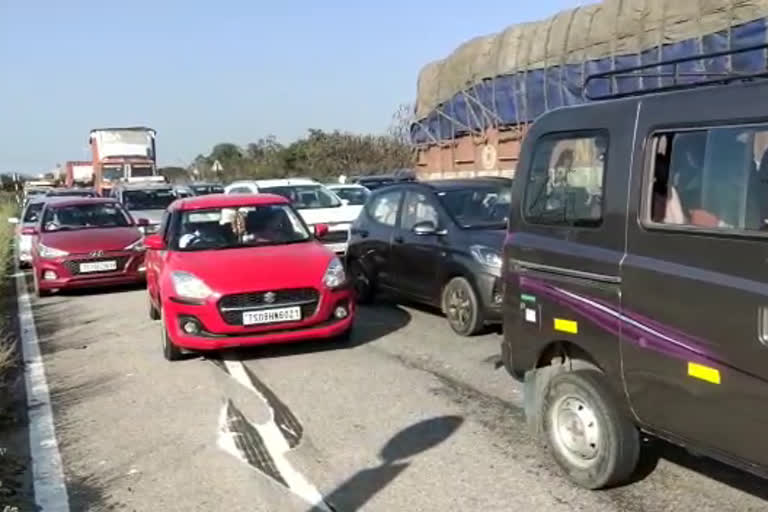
[221,359,329,511]
[16,262,71,511]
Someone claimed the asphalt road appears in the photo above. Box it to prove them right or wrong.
[27,282,768,512]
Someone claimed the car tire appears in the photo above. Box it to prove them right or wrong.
[442,277,484,336]
[334,326,354,346]
[33,272,50,298]
[148,294,160,321]
[542,369,640,489]
[161,311,183,362]
[349,260,374,304]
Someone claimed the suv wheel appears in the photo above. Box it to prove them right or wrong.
[542,370,640,489]
[161,311,183,361]
[442,277,483,336]
[349,260,374,304]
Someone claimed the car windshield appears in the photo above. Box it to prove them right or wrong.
[47,190,96,197]
[437,184,512,228]
[23,202,44,223]
[332,187,369,205]
[123,188,176,210]
[173,204,310,251]
[261,185,341,209]
[42,203,131,232]
[25,189,47,198]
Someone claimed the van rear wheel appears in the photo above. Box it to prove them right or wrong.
[542,370,640,489]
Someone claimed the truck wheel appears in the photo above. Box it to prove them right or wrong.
[542,370,640,489]
[442,277,483,336]
[148,293,160,321]
[161,311,183,362]
[349,260,374,304]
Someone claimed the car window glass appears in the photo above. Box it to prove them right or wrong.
[649,125,768,232]
[229,186,252,194]
[367,190,401,226]
[524,133,607,227]
[23,202,44,223]
[42,203,131,232]
[401,191,439,230]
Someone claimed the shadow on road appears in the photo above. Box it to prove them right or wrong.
[311,415,463,512]
[226,303,412,361]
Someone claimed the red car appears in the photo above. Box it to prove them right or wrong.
[26,197,148,296]
[145,194,355,361]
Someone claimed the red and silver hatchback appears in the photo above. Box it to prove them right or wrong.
[28,197,148,296]
[144,194,355,361]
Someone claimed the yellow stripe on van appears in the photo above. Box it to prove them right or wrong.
[688,362,721,385]
[553,318,578,334]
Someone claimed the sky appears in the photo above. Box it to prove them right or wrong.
[0,0,581,174]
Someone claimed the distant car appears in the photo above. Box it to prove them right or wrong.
[46,187,98,198]
[26,197,148,297]
[224,178,362,254]
[110,182,180,233]
[189,183,224,196]
[23,187,52,205]
[9,196,48,267]
[172,185,195,199]
[326,184,371,206]
[144,193,355,361]
[347,178,512,336]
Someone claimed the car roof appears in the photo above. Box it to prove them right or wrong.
[173,193,291,211]
[118,182,173,191]
[254,178,318,187]
[42,197,118,208]
[421,178,513,191]
[327,183,365,188]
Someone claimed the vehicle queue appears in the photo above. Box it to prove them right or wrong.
[15,61,768,498]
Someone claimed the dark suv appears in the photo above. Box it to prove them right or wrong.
[504,48,768,490]
[346,178,512,336]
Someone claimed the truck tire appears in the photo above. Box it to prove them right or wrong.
[442,277,484,336]
[542,370,640,489]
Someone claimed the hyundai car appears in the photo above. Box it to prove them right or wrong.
[347,178,512,336]
[28,197,148,296]
[144,193,355,361]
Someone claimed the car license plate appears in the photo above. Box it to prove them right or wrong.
[79,260,118,273]
[243,307,301,325]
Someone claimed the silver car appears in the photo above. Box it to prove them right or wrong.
[9,196,47,266]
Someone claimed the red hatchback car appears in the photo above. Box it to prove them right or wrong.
[144,194,355,361]
[27,197,148,296]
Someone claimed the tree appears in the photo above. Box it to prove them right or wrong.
[389,103,414,145]
[159,166,189,183]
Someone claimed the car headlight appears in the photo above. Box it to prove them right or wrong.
[171,271,213,301]
[323,257,346,289]
[125,237,145,252]
[38,243,69,259]
[470,245,502,269]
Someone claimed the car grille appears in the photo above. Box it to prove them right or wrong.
[63,256,130,276]
[319,230,349,244]
[218,288,319,326]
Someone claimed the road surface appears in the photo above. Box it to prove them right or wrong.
[25,282,768,511]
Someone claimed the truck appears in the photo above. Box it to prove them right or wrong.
[63,161,94,187]
[411,0,768,180]
[90,127,158,195]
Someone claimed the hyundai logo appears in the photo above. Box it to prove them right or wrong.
[263,292,276,304]
[89,250,104,258]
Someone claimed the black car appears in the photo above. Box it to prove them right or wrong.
[346,178,512,336]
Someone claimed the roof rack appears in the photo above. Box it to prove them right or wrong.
[584,43,768,101]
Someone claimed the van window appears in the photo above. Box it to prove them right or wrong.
[649,125,768,232]
[524,133,607,227]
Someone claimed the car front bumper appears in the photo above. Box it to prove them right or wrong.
[475,270,504,324]
[163,287,355,350]
[36,252,146,291]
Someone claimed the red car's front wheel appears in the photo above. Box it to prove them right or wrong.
[161,311,183,362]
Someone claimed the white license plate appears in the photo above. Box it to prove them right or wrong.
[79,260,118,273]
[242,306,301,325]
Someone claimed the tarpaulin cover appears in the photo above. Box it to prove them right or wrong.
[412,0,768,144]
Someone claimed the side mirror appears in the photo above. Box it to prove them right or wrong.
[136,218,150,227]
[21,226,38,236]
[412,221,437,236]
[7,217,19,225]
[314,223,329,239]
[144,234,165,250]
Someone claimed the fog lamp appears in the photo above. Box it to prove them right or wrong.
[182,319,200,335]
[43,271,57,281]
[334,306,348,319]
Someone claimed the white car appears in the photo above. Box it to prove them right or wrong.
[224,178,362,254]
[326,183,371,206]
[10,196,48,266]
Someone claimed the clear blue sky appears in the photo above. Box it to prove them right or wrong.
[0,0,580,174]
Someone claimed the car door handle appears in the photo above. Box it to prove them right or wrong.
[394,236,404,244]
